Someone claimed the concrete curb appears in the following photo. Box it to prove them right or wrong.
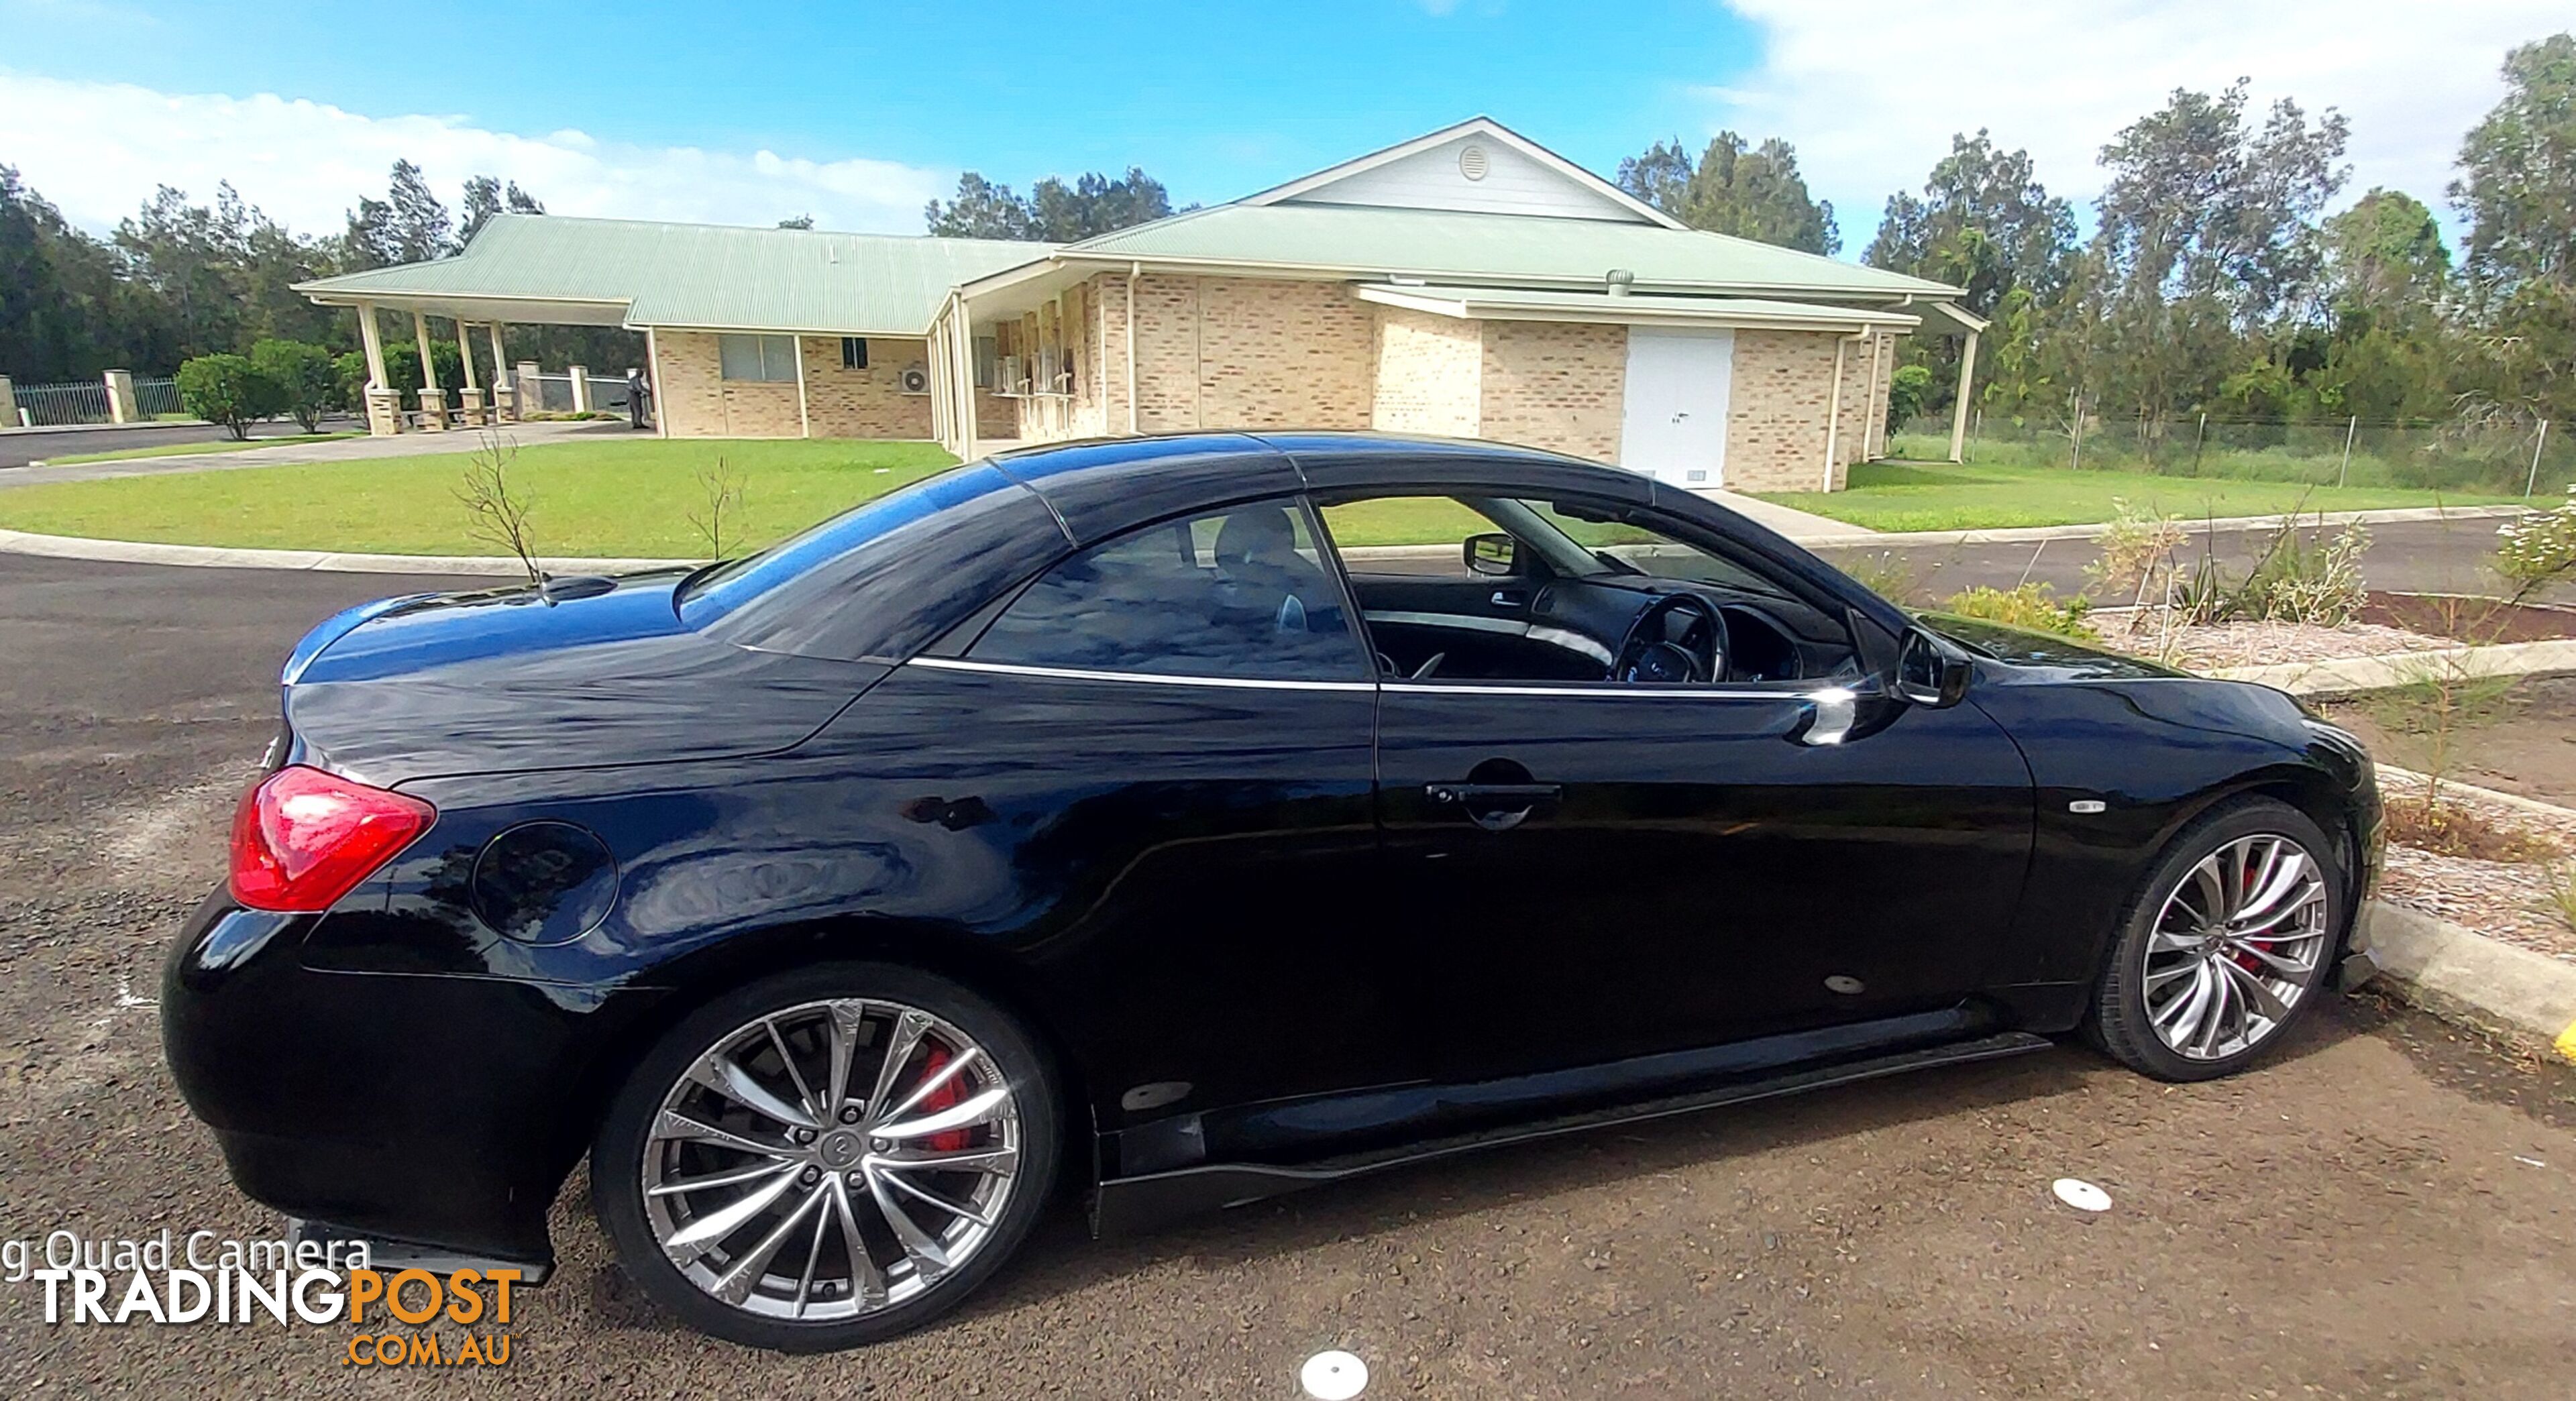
[2207,638,2576,695]
[2357,900,2576,1061]
[1792,502,2528,551]
[0,527,690,577]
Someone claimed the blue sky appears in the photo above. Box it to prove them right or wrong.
[0,1,2563,249]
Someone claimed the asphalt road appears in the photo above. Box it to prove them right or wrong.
[1,553,2573,1398]
[0,420,350,470]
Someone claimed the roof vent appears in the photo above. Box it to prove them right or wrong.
[1605,268,1635,297]
[1458,144,1491,182]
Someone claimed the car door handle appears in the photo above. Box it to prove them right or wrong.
[1426,781,1562,832]
[1489,590,1525,609]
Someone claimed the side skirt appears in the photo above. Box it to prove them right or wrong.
[1090,1030,2051,1237]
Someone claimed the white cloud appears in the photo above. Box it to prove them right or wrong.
[0,71,948,237]
[1708,1,2568,242]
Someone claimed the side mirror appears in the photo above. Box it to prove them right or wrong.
[1896,627,1972,707]
[1462,532,1521,577]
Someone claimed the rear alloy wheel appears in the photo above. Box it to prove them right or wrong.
[2092,800,2344,1082]
[595,965,1057,1350]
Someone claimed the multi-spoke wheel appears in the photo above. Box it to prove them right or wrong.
[2092,799,2346,1082]
[594,964,1058,1351]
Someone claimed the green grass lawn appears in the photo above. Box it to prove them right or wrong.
[1753,459,2523,533]
[38,432,362,466]
[0,438,959,557]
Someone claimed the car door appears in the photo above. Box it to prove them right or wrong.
[891,494,1413,1127]
[1323,493,2037,1083]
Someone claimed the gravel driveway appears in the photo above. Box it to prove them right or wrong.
[2,554,2572,1398]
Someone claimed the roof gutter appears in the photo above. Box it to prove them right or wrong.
[1049,249,1962,302]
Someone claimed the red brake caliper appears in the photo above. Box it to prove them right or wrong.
[915,1044,972,1152]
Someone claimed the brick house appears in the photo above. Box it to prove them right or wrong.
[300,119,1984,492]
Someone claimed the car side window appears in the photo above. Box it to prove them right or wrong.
[969,500,1366,681]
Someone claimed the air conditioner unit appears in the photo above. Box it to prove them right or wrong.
[898,364,930,395]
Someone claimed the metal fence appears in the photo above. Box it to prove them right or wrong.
[9,376,183,426]
[12,381,113,426]
[527,372,636,415]
[1890,412,2574,497]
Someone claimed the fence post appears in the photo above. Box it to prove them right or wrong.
[515,360,542,415]
[569,365,592,413]
[2529,419,2552,498]
[2192,412,2206,475]
[2337,415,2357,488]
[0,376,15,428]
[103,369,138,425]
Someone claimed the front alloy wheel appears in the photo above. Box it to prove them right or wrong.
[596,966,1058,1350]
[2139,834,2330,1061]
[2092,798,2345,1082]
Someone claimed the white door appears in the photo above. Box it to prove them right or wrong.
[1619,327,1734,488]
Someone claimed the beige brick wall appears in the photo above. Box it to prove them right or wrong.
[799,336,933,439]
[1123,274,1375,433]
[1371,306,1483,437]
[654,331,802,439]
[1479,320,1627,464]
[1725,329,1884,492]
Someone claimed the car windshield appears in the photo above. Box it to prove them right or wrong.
[676,463,1018,621]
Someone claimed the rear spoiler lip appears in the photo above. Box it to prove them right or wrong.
[280,593,440,686]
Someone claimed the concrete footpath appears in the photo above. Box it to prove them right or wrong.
[0,417,631,485]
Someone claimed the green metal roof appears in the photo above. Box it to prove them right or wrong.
[296,215,1052,335]
[1053,202,1961,300]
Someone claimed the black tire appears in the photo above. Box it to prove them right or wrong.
[592,962,1059,1351]
[2090,797,2347,1083]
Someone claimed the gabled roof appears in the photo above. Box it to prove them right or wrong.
[1043,202,1960,302]
[1240,116,1684,229]
[297,215,1052,335]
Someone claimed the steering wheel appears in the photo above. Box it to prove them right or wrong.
[1610,592,1727,685]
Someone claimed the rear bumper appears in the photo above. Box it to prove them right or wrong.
[160,892,665,1265]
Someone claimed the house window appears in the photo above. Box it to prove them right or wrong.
[973,336,998,390]
[841,337,867,369]
[718,333,798,382]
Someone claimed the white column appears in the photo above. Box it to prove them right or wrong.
[793,335,812,438]
[358,302,388,387]
[454,321,480,390]
[1948,329,1980,465]
[103,369,137,424]
[568,365,592,412]
[413,311,439,391]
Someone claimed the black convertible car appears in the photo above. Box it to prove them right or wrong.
[165,432,2381,1350]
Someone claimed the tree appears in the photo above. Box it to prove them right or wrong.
[1866,131,2076,317]
[0,164,129,381]
[776,215,816,230]
[2322,189,2453,321]
[924,167,1180,241]
[2086,81,2351,434]
[174,352,284,439]
[1616,133,1839,255]
[2451,33,2576,420]
[344,160,454,269]
[459,176,544,242]
[250,338,337,431]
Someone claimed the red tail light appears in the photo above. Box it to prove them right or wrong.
[228,765,435,912]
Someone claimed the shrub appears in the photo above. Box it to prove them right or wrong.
[332,351,371,412]
[1939,582,2097,639]
[1886,363,1933,431]
[2173,514,2369,626]
[2493,484,2576,602]
[174,353,285,440]
[250,339,338,433]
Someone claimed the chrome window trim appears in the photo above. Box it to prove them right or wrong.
[1526,625,1616,665]
[906,655,1376,693]
[911,655,1857,708]
[1381,681,1819,702]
